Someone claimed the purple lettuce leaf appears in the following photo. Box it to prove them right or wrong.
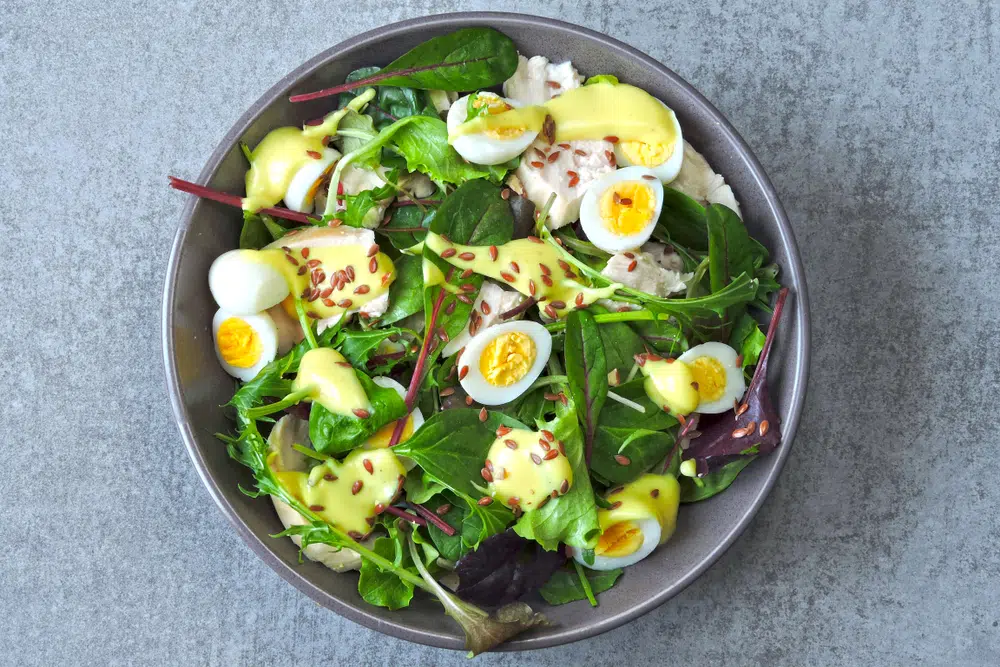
[454,530,567,607]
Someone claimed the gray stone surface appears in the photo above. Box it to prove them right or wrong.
[1,0,997,664]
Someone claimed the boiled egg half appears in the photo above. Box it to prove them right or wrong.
[676,342,746,414]
[580,166,663,253]
[212,308,279,381]
[458,321,552,405]
[447,92,539,165]
[284,147,340,213]
[209,249,289,316]
[613,100,684,183]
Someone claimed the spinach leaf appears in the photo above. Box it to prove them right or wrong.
[392,116,511,184]
[706,204,756,295]
[337,66,435,131]
[513,394,600,551]
[591,379,678,484]
[657,187,709,251]
[419,491,467,561]
[679,457,754,502]
[358,532,415,610]
[239,211,273,249]
[454,530,566,607]
[382,204,436,250]
[539,565,622,605]
[629,317,688,357]
[591,305,646,376]
[564,310,607,465]
[729,312,767,369]
[393,409,521,548]
[308,373,407,455]
[598,379,678,431]
[382,254,424,325]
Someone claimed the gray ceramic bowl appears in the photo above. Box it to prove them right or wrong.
[162,12,810,651]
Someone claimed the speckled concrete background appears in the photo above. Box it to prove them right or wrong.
[2,0,997,665]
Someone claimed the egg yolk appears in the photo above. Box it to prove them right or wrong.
[479,331,536,387]
[472,95,525,140]
[619,140,673,167]
[365,414,414,449]
[689,356,727,403]
[598,181,656,236]
[595,520,644,558]
[216,317,262,368]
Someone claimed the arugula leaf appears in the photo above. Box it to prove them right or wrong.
[656,187,709,251]
[513,394,600,550]
[679,457,754,503]
[539,565,622,605]
[393,409,521,548]
[382,254,425,325]
[564,310,607,465]
[308,373,407,455]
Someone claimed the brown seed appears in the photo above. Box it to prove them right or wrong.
[623,251,634,259]
[440,248,457,259]
[368,257,379,273]
[336,361,353,368]
[297,266,307,276]
[634,353,647,366]
[560,479,570,494]
[439,386,455,397]
[367,244,380,257]
[558,440,566,456]
[322,298,335,307]
[736,402,750,417]
[337,299,353,308]
[544,304,557,319]
[530,160,544,168]
[351,480,363,495]
[345,265,356,282]
[496,425,512,437]
[575,292,585,307]
[436,328,449,342]
[544,449,559,460]
[732,426,750,439]
[505,439,518,450]
[509,261,520,274]
[609,486,624,495]
[459,365,470,380]
[281,246,292,253]
[541,429,554,441]
[374,503,386,515]
[643,174,657,181]
[323,473,338,482]
[319,287,333,299]
[735,354,744,367]
[456,294,473,304]
[436,503,452,515]
[307,288,321,302]
[531,453,543,465]
[460,283,476,293]
[539,439,551,451]
[477,496,494,506]
[488,245,499,261]
[609,501,623,510]
[542,114,556,144]
[352,408,370,419]
[614,454,631,466]
[533,147,547,159]
[363,458,374,474]
[619,198,633,206]
[501,271,516,282]
[300,247,310,259]
[547,151,561,163]
[537,496,551,510]
[347,530,365,540]
[307,150,322,159]
[604,135,620,144]
[549,300,566,310]
[479,407,488,422]
[309,504,325,511]
[760,420,770,436]
[500,188,511,201]
[543,392,560,401]
[574,148,588,156]
[539,263,551,276]
[546,80,562,89]
[606,150,617,166]
[463,395,473,406]
[461,268,474,279]
[651,489,660,498]
[306,310,320,319]
[541,275,553,287]
[558,392,568,405]
[480,301,492,315]
[285,255,299,266]
[353,284,370,295]
[508,496,520,506]
[691,382,700,391]
[528,235,543,244]
[444,300,457,315]
[306,259,321,268]
[528,279,537,297]
[677,413,686,427]
[458,252,476,261]
[481,467,493,482]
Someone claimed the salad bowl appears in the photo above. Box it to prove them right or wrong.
[162,11,810,651]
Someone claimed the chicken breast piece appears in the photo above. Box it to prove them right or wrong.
[267,415,364,573]
[512,139,615,229]
[503,55,583,105]
[668,141,742,218]
[334,164,394,229]
[601,247,693,297]
[441,282,524,357]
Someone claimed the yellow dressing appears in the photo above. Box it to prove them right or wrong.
[293,348,370,417]
[425,233,619,318]
[601,473,680,545]
[486,428,573,511]
[242,89,375,212]
[479,331,536,386]
[688,356,728,403]
[598,181,657,236]
[216,317,262,368]
[271,448,405,538]
[641,357,699,415]
[449,83,678,148]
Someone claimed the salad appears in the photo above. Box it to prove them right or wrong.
[170,27,791,655]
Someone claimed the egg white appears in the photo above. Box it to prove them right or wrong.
[284,147,340,213]
[572,517,661,571]
[677,341,746,414]
[447,93,539,166]
[613,100,684,183]
[209,249,289,316]
[212,308,279,381]
[579,166,664,253]
[458,321,552,406]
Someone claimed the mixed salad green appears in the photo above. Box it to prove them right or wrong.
[170,27,790,654]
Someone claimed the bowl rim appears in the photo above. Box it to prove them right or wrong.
[162,11,811,651]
